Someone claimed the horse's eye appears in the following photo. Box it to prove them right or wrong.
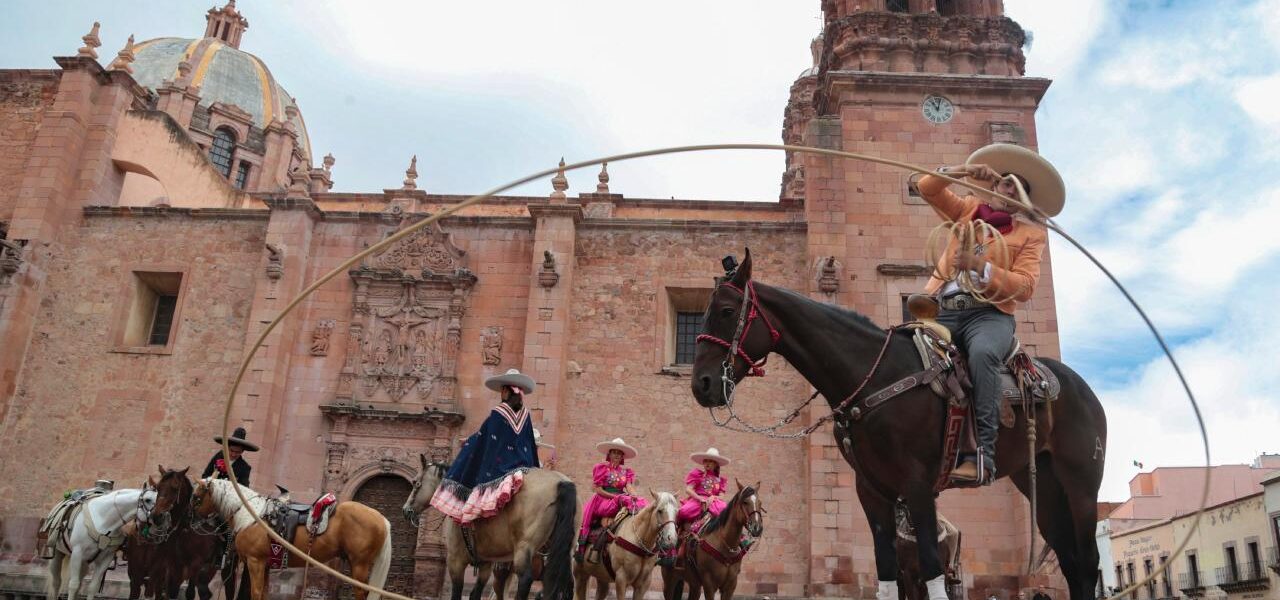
[720,306,734,317]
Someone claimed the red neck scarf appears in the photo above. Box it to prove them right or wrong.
[975,203,1014,234]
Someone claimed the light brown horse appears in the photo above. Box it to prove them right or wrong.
[661,483,764,600]
[402,455,578,600]
[191,478,392,600]
[574,491,679,600]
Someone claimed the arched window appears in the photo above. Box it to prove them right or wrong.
[209,128,236,178]
[936,0,959,16]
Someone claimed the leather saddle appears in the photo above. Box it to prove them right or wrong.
[265,486,339,547]
[904,294,1061,422]
[584,508,632,565]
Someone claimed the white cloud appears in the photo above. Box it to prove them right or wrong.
[1005,0,1109,79]
[1235,74,1280,132]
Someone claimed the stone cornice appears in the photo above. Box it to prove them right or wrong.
[822,70,1051,110]
[262,196,324,221]
[526,203,584,223]
[83,205,269,220]
[319,403,465,427]
[581,218,807,233]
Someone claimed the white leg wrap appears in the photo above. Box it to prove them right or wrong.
[926,574,949,600]
[877,580,900,600]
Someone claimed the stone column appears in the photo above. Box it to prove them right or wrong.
[230,187,322,487]
[520,203,582,451]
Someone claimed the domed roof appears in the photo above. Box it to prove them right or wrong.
[130,36,312,160]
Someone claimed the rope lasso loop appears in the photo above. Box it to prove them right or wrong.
[217,144,1208,600]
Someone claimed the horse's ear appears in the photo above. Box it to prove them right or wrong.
[419,453,428,470]
[148,475,157,487]
[734,477,744,490]
[753,480,762,492]
[649,488,658,502]
[179,467,190,477]
[158,464,166,476]
[730,248,753,286]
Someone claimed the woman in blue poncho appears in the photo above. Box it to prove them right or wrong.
[429,368,540,524]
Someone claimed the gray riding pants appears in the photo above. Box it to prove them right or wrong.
[935,305,1015,464]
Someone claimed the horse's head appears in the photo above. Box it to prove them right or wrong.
[152,464,192,524]
[649,490,680,551]
[191,478,219,520]
[135,488,158,524]
[736,480,765,538]
[692,249,778,408]
[403,453,449,526]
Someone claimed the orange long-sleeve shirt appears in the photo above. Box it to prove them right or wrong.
[917,174,1048,315]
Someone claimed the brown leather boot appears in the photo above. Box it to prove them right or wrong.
[951,460,979,482]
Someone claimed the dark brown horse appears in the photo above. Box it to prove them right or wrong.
[660,483,764,600]
[691,250,1106,600]
[147,466,220,600]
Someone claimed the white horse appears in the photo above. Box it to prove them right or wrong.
[44,488,157,600]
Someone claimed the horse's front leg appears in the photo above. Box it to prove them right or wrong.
[856,479,900,600]
[65,547,89,600]
[85,548,117,600]
[903,493,947,600]
[467,563,492,600]
[718,564,742,600]
[243,557,267,600]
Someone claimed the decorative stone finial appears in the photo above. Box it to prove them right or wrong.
[323,153,335,173]
[818,256,840,294]
[550,157,568,201]
[402,155,418,190]
[77,22,102,59]
[265,243,283,280]
[596,162,610,194]
[107,35,136,74]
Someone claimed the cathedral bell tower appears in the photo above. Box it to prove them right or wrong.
[789,0,1059,596]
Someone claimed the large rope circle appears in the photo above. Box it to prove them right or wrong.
[216,144,1208,600]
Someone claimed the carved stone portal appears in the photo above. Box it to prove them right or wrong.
[311,320,336,356]
[338,222,477,410]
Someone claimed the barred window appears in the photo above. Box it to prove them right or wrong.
[209,128,236,178]
[235,161,252,189]
[675,312,704,365]
[886,0,909,12]
[148,294,179,346]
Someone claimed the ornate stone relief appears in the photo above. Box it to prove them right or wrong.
[265,243,284,280]
[818,256,840,294]
[538,250,560,288]
[311,320,336,356]
[338,221,476,410]
[480,326,503,366]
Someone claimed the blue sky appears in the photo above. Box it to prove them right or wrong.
[3,1,1277,501]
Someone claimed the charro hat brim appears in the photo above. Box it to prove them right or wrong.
[213,431,259,452]
[485,369,536,394]
[966,143,1066,217]
[596,438,638,460]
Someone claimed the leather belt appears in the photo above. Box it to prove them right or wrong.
[939,293,987,311]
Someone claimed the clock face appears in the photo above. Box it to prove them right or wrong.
[922,95,955,124]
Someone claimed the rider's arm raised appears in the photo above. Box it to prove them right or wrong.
[918,171,980,223]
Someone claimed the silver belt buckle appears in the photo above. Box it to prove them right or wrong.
[954,295,971,310]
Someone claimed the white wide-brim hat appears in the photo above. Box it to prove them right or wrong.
[966,143,1066,217]
[596,438,638,460]
[485,368,536,394]
[690,447,730,467]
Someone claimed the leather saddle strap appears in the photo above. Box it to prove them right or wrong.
[698,538,747,566]
[933,399,968,493]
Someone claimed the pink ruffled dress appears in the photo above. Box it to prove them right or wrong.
[577,462,648,542]
[677,467,727,525]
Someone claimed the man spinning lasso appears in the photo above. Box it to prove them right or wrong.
[917,143,1064,484]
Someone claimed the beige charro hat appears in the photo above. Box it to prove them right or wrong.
[966,143,1066,217]
[690,447,730,467]
[596,438,638,460]
[484,368,536,394]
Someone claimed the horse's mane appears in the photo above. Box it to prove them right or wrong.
[701,486,754,536]
[764,284,889,338]
[204,478,269,531]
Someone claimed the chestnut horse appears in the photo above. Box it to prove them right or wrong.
[190,478,392,600]
[691,250,1106,600]
[129,466,218,600]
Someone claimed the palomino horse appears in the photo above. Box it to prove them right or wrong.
[691,250,1107,600]
[402,455,578,600]
[574,491,679,600]
[190,478,392,600]
[138,466,219,600]
[661,483,765,600]
[43,487,157,600]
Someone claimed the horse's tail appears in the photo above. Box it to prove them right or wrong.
[366,516,393,600]
[541,479,578,600]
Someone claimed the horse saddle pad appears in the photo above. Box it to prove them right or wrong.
[265,492,339,545]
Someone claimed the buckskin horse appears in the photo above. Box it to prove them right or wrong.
[190,478,392,600]
[141,466,220,600]
[661,482,765,600]
[574,491,679,600]
[691,250,1106,600]
[402,454,577,600]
